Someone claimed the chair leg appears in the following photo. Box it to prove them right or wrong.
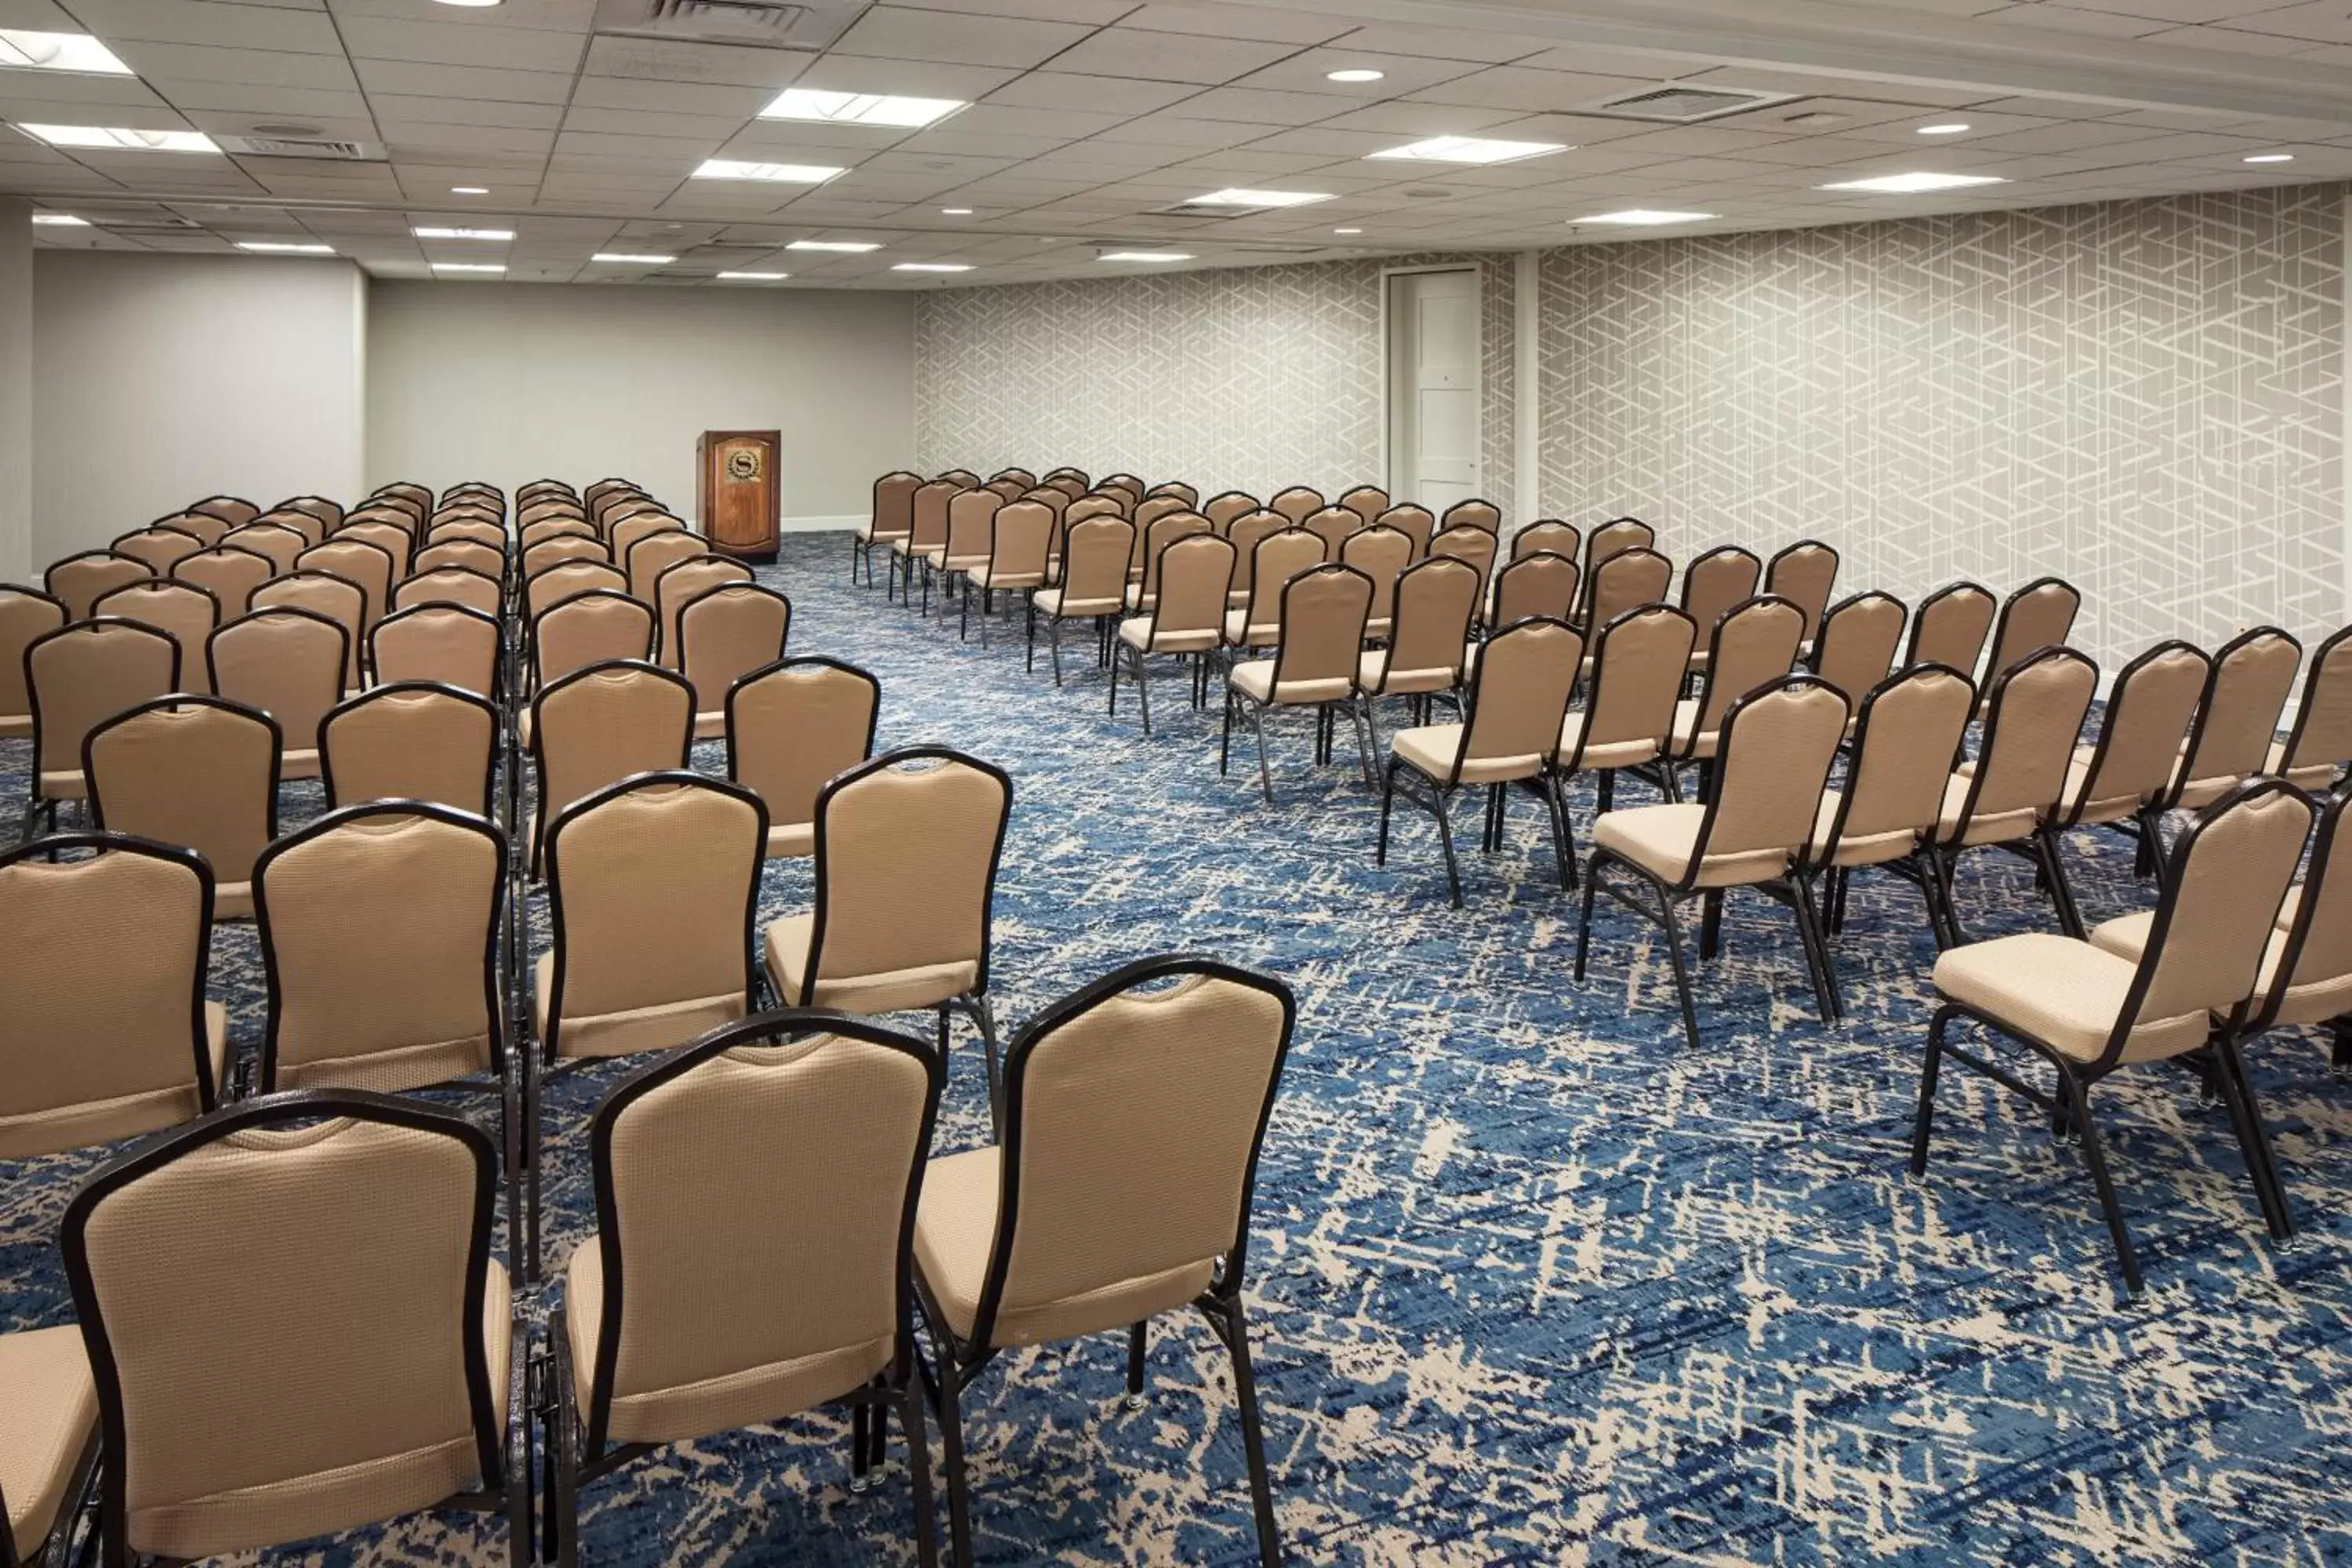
[851,1400,873,1492]
[1542,773,1576,891]
[899,1356,939,1568]
[1910,1006,1954,1175]
[1220,1298,1283,1568]
[2061,1071,2145,1298]
[1048,616,1065,686]
[2210,1033,2295,1240]
[1124,1321,1149,1409]
[1348,698,1376,787]
[931,1347,975,1568]
[1375,758,1399,866]
[2035,828,2087,939]
[1574,851,1606,981]
[1698,887,1723,960]
[1219,687,1235,774]
[1107,637,1122,716]
[1428,785,1463,907]
[1652,883,1703,1050]
[1249,702,1275,804]
[551,1316,582,1568]
[1134,649,1153,736]
[1789,875,1842,1025]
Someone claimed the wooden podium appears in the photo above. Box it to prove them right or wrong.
[696,429,781,561]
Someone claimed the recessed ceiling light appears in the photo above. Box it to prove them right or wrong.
[451,185,489,194]
[1325,68,1385,83]
[760,88,964,129]
[1579,209,1718,225]
[941,206,973,215]
[693,158,844,183]
[2245,152,2296,163]
[433,262,505,273]
[238,241,334,254]
[17,124,217,153]
[1333,227,1362,234]
[786,238,883,252]
[1100,250,1192,262]
[1916,122,1971,136]
[1366,136,1566,165]
[1820,171,2007,193]
[892,262,971,272]
[412,226,513,241]
[717,270,789,281]
[432,0,500,9]
[31,212,86,226]
[592,252,673,263]
[1781,111,1846,127]
[0,30,132,74]
[1189,187,1331,208]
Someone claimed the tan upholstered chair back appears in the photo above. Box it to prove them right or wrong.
[2072,642,2207,820]
[1044,474,1087,499]
[1961,648,2098,827]
[1457,618,1581,778]
[1305,506,1362,561]
[1428,525,1497,599]
[158,510,228,546]
[806,752,1008,994]
[2130,783,2312,1046]
[322,684,496,816]
[1763,541,1839,642]
[88,697,278,895]
[172,546,274,617]
[1065,494,1123,526]
[655,554,755,664]
[1058,517,1134,608]
[1223,511,1287,599]
[2281,626,2352,780]
[252,572,365,690]
[49,551,155,619]
[1513,521,1579,562]
[372,604,499,698]
[1689,596,1806,740]
[0,837,213,1159]
[280,495,343,533]
[1341,525,1414,623]
[982,963,1289,1348]
[395,567,502,619]
[518,521,593,552]
[611,511,685,561]
[1579,605,1697,757]
[1269,565,1371,700]
[1375,504,1434,557]
[64,1102,503,1562]
[1136,512,1210,601]
[1584,546,1671,631]
[526,559,629,619]
[1149,535,1235,642]
[546,775,763,1047]
[585,1018,937,1443]
[985,478,1025,503]
[1243,528,1325,632]
[256,805,501,1091]
[1204,492,1260,529]
[1813,592,1906,706]
[1020,486,1069,521]
[254,509,326,546]
[535,660,693,831]
[1097,473,1142,499]
[92,580,220,693]
[1269,487,1323,525]
[189,495,260,528]
[728,659,877,833]
[909,481,961,554]
[1338,485,1388,524]
[1984,577,2081,685]
[296,539,393,630]
[679,584,790,713]
[1383,557,1479,682]
[1835,666,1976,844]
[2180,628,2299,790]
[627,530,708,601]
[220,523,306,575]
[1585,518,1654,572]
[0,586,67,720]
[2270,790,2352,1023]
[946,488,1004,561]
[1146,480,1196,505]
[1129,495,1187,546]
[209,608,347,755]
[30,619,180,785]
[337,521,412,580]
[988,500,1053,583]
[871,471,921,539]
[1678,546,1761,638]
[532,590,653,688]
[1700,680,1849,862]
[419,539,508,579]
[114,527,205,576]
[1911,583,2004,673]
[1492,550,1578,626]
[1442,499,1501,535]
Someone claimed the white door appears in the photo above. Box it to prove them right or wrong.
[1387,269,1482,512]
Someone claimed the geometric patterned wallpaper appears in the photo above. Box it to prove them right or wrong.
[916,250,1517,516]
[1538,186,2346,673]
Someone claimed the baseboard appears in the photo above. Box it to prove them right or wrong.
[780,514,859,534]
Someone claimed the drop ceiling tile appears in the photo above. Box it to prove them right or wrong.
[2220,1,2352,41]
[1319,24,1554,63]
[336,16,586,71]
[390,123,559,154]
[1675,65,1986,108]
[0,0,82,26]
[60,0,343,50]
[980,71,1202,114]
[375,93,565,131]
[117,41,359,89]
[0,75,174,114]
[1980,5,2167,37]
[1085,114,1269,149]
[561,105,746,139]
[2140,22,2314,51]
[1173,85,1368,125]
[1039,28,1301,85]
[354,60,574,103]
[1116,3,1352,44]
[576,34,811,89]
[889,129,1070,158]
[786,56,1020,100]
[830,5,1095,68]
[148,82,368,117]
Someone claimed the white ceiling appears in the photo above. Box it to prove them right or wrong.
[9,0,2352,286]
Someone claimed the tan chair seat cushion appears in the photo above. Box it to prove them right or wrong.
[274,1028,495,1097]
[1222,609,1277,647]
[691,711,725,742]
[1229,659,1350,706]
[1936,773,2040,846]
[1668,697,1719,760]
[1359,650,1458,696]
[532,953,746,1061]
[0,1325,97,1563]
[1391,724,1543,786]
[564,1242,891,1448]
[1594,802,1789,887]
[1808,789,1918,868]
[1034,587,1120,619]
[983,571,1044,590]
[2268,739,2339,789]
[0,1002,228,1161]
[913,1146,1214,1350]
[281,748,321,782]
[762,913,978,1015]
[1119,616,1218,655]
[0,713,31,739]
[1933,932,2207,1063]
[764,821,815,858]
[215,881,254,923]
[1557,713,1659,772]
[2095,904,2352,1031]
[38,768,87,801]
[942,554,989,573]
[858,521,909,543]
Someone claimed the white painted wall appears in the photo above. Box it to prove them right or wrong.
[31,251,365,565]
[365,281,915,525]
[0,200,31,586]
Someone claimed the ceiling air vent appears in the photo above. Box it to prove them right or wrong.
[216,136,385,161]
[1584,85,1796,123]
[590,0,868,50]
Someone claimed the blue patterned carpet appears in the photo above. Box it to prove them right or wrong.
[6,529,2352,1566]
